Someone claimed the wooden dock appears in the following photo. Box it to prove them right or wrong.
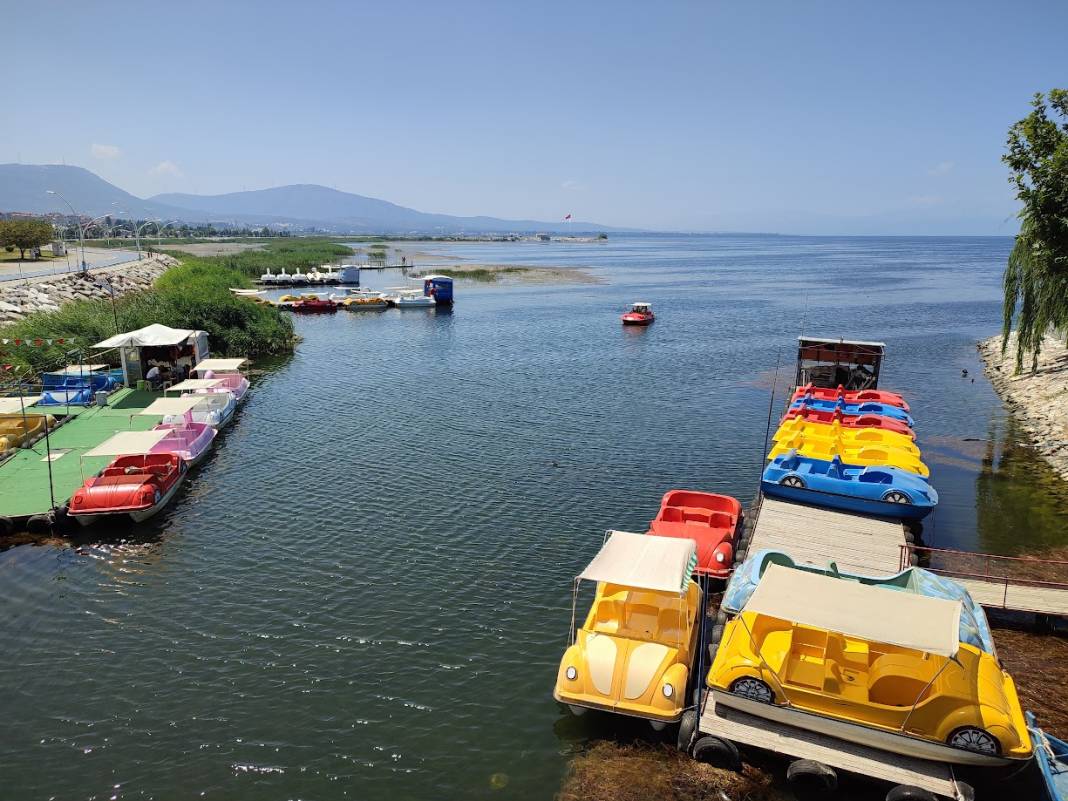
[745,497,907,576]
[698,694,969,800]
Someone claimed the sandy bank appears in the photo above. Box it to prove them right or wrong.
[438,263,602,284]
[980,332,1068,479]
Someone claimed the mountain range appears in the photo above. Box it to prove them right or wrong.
[0,164,611,234]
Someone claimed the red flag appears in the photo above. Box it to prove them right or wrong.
[563,213,572,221]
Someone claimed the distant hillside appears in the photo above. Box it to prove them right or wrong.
[0,164,613,233]
[151,184,613,234]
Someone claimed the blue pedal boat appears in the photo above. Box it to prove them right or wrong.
[787,398,914,426]
[761,452,937,521]
[1029,711,1068,801]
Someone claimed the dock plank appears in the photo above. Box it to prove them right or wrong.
[954,577,1068,616]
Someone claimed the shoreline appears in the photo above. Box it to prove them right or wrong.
[979,332,1068,480]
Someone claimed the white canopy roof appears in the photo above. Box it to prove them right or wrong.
[578,530,697,594]
[94,324,204,349]
[53,364,109,375]
[193,358,247,373]
[0,396,41,413]
[167,378,223,392]
[744,563,962,657]
[84,429,170,457]
[138,396,208,416]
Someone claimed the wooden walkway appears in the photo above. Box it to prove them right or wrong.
[950,577,1068,617]
[698,694,967,799]
[747,497,907,576]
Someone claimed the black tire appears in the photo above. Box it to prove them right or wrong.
[787,759,838,792]
[710,624,724,648]
[0,515,12,536]
[729,676,774,704]
[886,786,939,801]
[714,608,727,626]
[676,709,698,753]
[26,514,52,535]
[780,475,805,488]
[947,726,1000,756]
[692,735,741,771]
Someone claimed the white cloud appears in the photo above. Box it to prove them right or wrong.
[149,160,183,178]
[908,195,944,206]
[90,143,121,160]
[928,161,954,176]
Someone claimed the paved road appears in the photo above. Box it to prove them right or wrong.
[0,248,142,283]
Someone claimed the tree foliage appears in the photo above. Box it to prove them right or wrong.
[0,218,54,259]
[1002,89,1068,372]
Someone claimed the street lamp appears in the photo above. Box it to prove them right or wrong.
[95,276,120,333]
[46,190,87,273]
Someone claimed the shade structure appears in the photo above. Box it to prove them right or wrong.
[578,530,697,594]
[52,364,109,375]
[167,379,223,393]
[93,324,204,349]
[84,429,170,457]
[0,396,41,413]
[193,358,248,373]
[138,397,209,416]
[744,563,962,657]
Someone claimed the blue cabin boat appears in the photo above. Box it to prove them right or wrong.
[1029,712,1068,801]
[38,365,118,406]
[761,452,937,520]
[423,275,453,305]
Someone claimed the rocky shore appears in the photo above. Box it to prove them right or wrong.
[0,255,178,324]
[980,331,1068,477]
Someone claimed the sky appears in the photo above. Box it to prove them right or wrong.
[5,0,1067,234]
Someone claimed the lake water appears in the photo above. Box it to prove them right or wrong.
[2,234,1059,800]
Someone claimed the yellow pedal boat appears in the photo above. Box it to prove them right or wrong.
[773,418,920,456]
[707,563,1031,766]
[555,531,702,729]
[768,436,929,478]
[0,413,56,451]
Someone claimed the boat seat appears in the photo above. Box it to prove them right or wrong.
[824,658,869,702]
[659,508,684,524]
[657,607,687,641]
[625,604,661,638]
[592,600,623,634]
[707,511,734,531]
[868,654,936,706]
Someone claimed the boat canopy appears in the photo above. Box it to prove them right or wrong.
[724,549,996,655]
[0,396,41,413]
[94,323,206,349]
[139,397,208,416]
[744,562,961,658]
[167,379,224,393]
[193,358,248,373]
[578,530,697,594]
[51,364,110,375]
[85,429,170,457]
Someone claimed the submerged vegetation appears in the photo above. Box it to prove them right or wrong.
[1,240,353,374]
[1001,88,1068,372]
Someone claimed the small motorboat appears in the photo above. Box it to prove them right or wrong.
[790,383,910,412]
[151,421,217,467]
[648,490,742,578]
[291,294,338,313]
[1028,711,1068,800]
[621,302,654,326]
[787,397,914,427]
[68,453,188,525]
[781,405,915,438]
[394,290,435,308]
[762,452,937,520]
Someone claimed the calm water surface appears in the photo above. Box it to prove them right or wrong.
[3,234,1062,800]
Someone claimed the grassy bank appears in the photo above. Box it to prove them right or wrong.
[1,240,352,374]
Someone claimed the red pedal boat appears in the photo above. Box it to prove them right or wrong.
[621,302,654,326]
[648,490,742,578]
[791,382,910,411]
[291,295,338,313]
[782,404,914,438]
[68,453,188,526]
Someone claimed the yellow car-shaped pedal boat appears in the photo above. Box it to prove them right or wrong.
[555,530,702,730]
[773,418,921,456]
[707,562,1031,766]
[767,435,929,478]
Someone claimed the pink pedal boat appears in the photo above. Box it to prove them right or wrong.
[151,421,217,467]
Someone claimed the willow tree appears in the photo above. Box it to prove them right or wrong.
[1002,89,1068,372]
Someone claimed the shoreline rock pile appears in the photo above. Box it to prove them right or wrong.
[0,255,178,324]
[980,332,1068,477]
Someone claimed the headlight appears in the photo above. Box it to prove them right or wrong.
[566,666,577,681]
[662,684,674,698]
[715,552,725,563]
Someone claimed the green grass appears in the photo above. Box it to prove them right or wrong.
[0,240,353,375]
[0,251,57,262]
[450,266,529,282]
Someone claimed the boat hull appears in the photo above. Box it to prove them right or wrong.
[712,690,1017,767]
[71,466,187,526]
[761,479,934,520]
[622,314,654,326]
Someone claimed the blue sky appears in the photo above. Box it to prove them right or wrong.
[6,0,1066,234]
